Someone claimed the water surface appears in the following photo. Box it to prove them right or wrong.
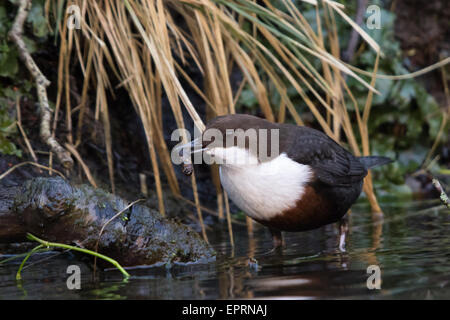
[1,200,449,299]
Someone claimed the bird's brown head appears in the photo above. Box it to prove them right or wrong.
[202,114,278,150]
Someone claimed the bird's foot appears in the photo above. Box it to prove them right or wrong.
[270,228,284,250]
[339,232,346,252]
[246,257,259,271]
[338,217,349,252]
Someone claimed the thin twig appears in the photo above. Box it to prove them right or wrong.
[348,57,450,80]
[15,96,39,164]
[93,199,143,274]
[8,0,73,169]
[342,0,368,63]
[223,191,235,247]
[64,143,98,188]
[0,247,51,265]
[0,161,65,181]
[191,171,209,243]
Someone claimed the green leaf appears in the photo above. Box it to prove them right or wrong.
[0,134,21,157]
[0,46,19,77]
[372,78,392,105]
[239,87,258,108]
[27,0,49,38]
[23,35,38,54]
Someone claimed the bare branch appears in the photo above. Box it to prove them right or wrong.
[8,0,73,169]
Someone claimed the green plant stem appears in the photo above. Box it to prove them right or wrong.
[16,244,44,281]
[25,233,130,279]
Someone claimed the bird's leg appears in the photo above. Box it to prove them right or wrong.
[269,228,284,249]
[338,215,349,252]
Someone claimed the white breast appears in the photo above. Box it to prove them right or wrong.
[216,149,313,221]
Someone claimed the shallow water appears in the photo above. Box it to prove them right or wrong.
[1,200,449,299]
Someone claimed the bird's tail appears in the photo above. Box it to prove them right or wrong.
[358,156,393,169]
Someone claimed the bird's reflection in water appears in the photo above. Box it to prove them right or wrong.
[214,209,385,299]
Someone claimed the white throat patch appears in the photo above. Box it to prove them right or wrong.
[217,150,313,221]
[205,146,259,166]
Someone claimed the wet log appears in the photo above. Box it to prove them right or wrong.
[0,177,215,266]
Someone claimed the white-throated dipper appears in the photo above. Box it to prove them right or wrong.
[179,114,392,250]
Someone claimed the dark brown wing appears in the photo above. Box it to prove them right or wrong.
[281,125,368,187]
